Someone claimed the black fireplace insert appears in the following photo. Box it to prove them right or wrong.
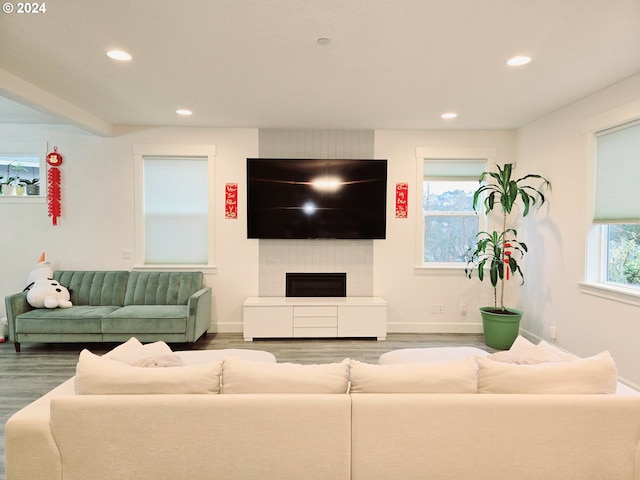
[285,272,347,297]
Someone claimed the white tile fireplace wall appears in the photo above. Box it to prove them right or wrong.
[258,239,374,296]
[257,129,376,297]
[258,129,374,159]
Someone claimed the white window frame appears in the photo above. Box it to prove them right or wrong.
[0,141,47,204]
[414,147,496,274]
[133,144,216,273]
[581,98,640,305]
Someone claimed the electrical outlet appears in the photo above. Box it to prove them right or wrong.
[430,304,444,315]
[121,250,132,260]
[550,325,557,339]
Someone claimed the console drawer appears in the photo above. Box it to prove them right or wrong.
[294,316,338,328]
[293,305,337,317]
[293,327,338,338]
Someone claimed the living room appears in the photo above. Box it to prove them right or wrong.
[1,4,640,388]
[3,2,640,478]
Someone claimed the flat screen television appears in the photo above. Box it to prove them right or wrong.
[247,158,387,239]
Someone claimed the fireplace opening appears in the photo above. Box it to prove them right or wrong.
[286,273,346,297]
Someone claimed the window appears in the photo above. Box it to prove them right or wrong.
[605,224,640,286]
[0,141,47,201]
[143,157,208,264]
[0,156,40,192]
[415,147,496,269]
[593,121,640,289]
[133,144,216,269]
[423,163,484,263]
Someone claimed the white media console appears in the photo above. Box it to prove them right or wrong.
[243,296,387,341]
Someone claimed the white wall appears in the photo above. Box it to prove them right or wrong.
[517,72,640,388]
[374,130,517,333]
[0,123,519,338]
[8,94,638,388]
[0,125,259,333]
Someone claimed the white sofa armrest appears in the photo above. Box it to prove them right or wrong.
[5,378,75,480]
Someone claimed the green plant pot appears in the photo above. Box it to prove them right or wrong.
[479,306,523,350]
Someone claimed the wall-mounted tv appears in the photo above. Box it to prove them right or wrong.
[247,158,387,239]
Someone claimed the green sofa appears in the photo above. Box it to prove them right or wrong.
[5,270,212,352]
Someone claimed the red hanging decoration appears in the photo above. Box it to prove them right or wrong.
[395,182,408,218]
[503,243,512,281]
[225,183,238,219]
[46,147,63,226]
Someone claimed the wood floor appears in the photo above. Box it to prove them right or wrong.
[0,332,492,480]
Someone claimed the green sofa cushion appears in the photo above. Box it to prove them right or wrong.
[102,306,188,333]
[54,271,129,306]
[15,306,121,334]
[124,271,203,306]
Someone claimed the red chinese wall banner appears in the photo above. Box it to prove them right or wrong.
[225,183,238,219]
[395,182,408,218]
[46,146,63,226]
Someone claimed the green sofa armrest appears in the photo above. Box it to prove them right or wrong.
[5,291,32,341]
[187,287,212,342]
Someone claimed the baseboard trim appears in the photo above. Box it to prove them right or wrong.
[386,322,483,334]
[215,322,483,335]
[211,323,243,334]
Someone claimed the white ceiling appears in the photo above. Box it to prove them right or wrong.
[1,0,640,135]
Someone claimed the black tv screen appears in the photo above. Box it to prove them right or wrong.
[247,158,387,239]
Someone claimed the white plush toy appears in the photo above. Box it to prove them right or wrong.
[25,253,73,309]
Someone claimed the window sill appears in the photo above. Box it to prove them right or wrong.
[0,195,45,204]
[578,281,640,307]
[133,264,218,274]
[414,264,467,276]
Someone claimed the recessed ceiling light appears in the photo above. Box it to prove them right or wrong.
[507,55,532,67]
[106,50,132,62]
[441,112,458,119]
[317,37,331,46]
[176,109,192,116]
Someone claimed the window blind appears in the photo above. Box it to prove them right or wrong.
[423,159,486,180]
[143,156,208,264]
[594,121,640,224]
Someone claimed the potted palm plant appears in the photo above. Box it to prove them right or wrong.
[465,163,550,349]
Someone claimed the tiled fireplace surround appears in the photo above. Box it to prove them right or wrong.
[258,239,373,296]
[257,129,376,297]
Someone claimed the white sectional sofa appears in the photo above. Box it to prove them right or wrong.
[5,339,640,480]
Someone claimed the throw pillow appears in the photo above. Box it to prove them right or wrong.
[486,351,544,365]
[476,351,618,394]
[131,354,184,368]
[507,335,564,363]
[109,341,174,365]
[75,349,222,394]
[221,357,350,394]
[349,358,478,393]
[102,337,143,358]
